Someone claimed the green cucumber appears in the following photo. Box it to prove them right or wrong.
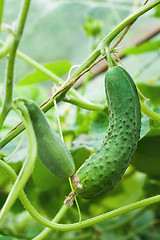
[73,66,141,199]
[22,99,75,178]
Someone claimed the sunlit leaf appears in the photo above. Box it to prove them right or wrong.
[18,60,71,85]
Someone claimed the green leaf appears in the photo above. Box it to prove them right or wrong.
[32,157,67,191]
[132,135,160,178]
[140,115,150,140]
[71,145,93,170]
[90,109,109,141]
[100,171,145,209]
[18,60,71,85]
[0,152,7,160]
[153,5,160,18]
[137,81,160,106]
[2,135,28,163]
[123,40,160,55]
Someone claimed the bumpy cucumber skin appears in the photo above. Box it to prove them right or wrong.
[74,66,141,199]
[24,100,75,178]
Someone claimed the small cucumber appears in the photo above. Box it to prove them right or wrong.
[73,66,141,199]
[23,99,75,178]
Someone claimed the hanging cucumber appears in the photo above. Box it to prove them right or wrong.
[73,66,141,199]
[21,98,75,178]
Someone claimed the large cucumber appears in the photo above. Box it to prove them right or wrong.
[73,66,141,199]
[23,99,75,178]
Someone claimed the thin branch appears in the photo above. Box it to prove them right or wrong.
[0,0,4,31]
[42,0,156,103]
[0,0,31,129]
[0,33,15,58]
[40,55,108,108]
[110,0,149,53]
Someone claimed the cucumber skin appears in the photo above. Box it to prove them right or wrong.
[74,66,141,199]
[23,100,75,178]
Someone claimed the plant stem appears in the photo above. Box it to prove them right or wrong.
[98,0,160,48]
[63,96,104,111]
[0,33,15,58]
[0,101,37,222]
[25,194,160,231]
[0,0,31,129]
[0,0,4,31]
[0,159,68,239]
[0,123,24,149]
[32,205,68,240]
[106,48,114,68]
[141,101,160,121]
[1,158,160,233]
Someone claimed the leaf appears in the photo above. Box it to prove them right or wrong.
[71,145,93,170]
[153,5,160,18]
[2,135,28,163]
[137,81,160,106]
[90,109,109,141]
[140,115,150,140]
[0,236,22,240]
[18,60,71,85]
[132,135,160,178]
[99,171,145,209]
[32,157,66,191]
[123,40,160,55]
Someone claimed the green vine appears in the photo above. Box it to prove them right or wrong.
[0,33,15,58]
[0,158,160,233]
[0,0,4,31]
[0,101,37,222]
[0,0,31,129]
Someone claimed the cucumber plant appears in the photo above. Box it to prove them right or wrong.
[0,1,160,239]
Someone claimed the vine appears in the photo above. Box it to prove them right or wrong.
[0,159,160,233]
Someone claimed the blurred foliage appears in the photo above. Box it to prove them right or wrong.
[83,15,103,37]
[123,40,160,55]
[153,4,160,18]
[0,0,160,240]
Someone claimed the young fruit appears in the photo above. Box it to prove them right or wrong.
[73,66,141,199]
[23,99,75,178]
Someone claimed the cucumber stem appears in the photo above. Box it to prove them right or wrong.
[106,48,114,68]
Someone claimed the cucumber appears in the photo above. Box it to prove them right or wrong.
[22,99,75,178]
[73,66,141,199]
